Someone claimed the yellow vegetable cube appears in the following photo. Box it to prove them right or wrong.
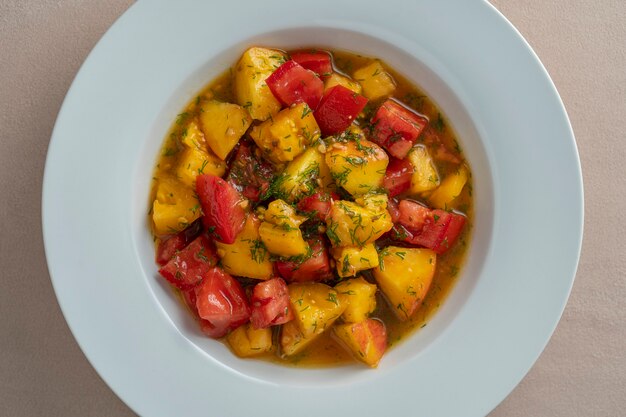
[352,61,396,100]
[331,244,379,278]
[408,145,440,194]
[226,323,273,357]
[216,215,273,280]
[428,165,469,210]
[332,319,387,367]
[324,73,362,94]
[325,139,388,196]
[199,100,252,160]
[249,103,321,164]
[326,197,392,247]
[263,199,306,227]
[373,247,437,321]
[259,222,309,258]
[288,283,346,337]
[334,277,377,322]
[152,177,201,235]
[175,146,226,188]
[277,147,334,201]
[280,320,318,356]
[233,47,285,121]
[180,120,207,150]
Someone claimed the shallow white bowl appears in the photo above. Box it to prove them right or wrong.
[43,1,583,416]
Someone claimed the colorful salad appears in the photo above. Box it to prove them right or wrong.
[150,47,472,367]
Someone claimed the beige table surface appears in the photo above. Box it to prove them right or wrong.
[1,1,624,416]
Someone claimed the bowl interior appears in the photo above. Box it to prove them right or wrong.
[130,27,494,386]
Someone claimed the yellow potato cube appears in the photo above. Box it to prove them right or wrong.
[233,47,285,121]
[352,61,396,101]
[428,165,469,210]
[250,103,321,164]
[263,199,306,227]
[334,277,377,322]
[199,100,252,160]
[277,146,334,202]
[373,247,437,321]
[325,139,388,196]
[326,196,392,247]
[152,177,201,235]
[324,73,362,94]
[216,215,273,280]
[259,222,309,258]
[175,146,226,188]
[226,324,273,357]
[331,244,380,278]
[288,283,347,337]
[408,145,440,194]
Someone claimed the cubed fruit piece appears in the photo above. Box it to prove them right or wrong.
[280,320,318,356]
[331,244,380,278]
[198,100,252,160]
[152,177,202,235]
[290,50,333,78]
[263,199,306,228]
[277,147,334,202]
[297,192,336,222]
[259,222,309,258]
[325,138,388,196]
[266,60,324,109]
[396,200,431,232]
[373,247,436,320]
[196,175,248,244]
[383,157,414,197]
[399,208,466,255]
[180,120,207,150]
[334,277,377,322]
[408,145,440,193]
[226,140,277,202]
[332,319,387,367]
[288,283,347,337]
[250,278,294,329]
[227,323,273,357]
[156,218,203,265]
[194,267,250,337]
[428,165,469,210]
[276,238,334,282]
[370,99,429,159]
[175,146,226,189]
[181,289,225,338]
[314,85,368,135]
[158,234,218,290]
[215,214,274,280]
[324,73,362,94]
[249,102,321,164]
[326,196,392,247]
[352,61,396,100]
[234,47,285,121]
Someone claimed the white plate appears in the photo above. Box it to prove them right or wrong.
[42,1,583,416]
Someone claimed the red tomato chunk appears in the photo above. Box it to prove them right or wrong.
[194,267,250,338]
[314,85,368,135]
[196,174,247,244]
[383,158,414,197]
[370,99,428,159]
[276,238,333,282]
[266,60,324,109]
[227,140,276,202]
[158,234,218,290]
[290,50,333,77]
[155,218,203,266]
[297,192,337,222]
[250,278,294,329]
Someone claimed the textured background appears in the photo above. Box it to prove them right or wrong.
[1,1,624,416]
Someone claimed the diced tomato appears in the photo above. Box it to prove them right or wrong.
[266,60,324,109]
[194,267,250,338]
[396,200,431,232]
[276,238,333,282]
[156,218,203,265]
[290,50,333,78]
[196,175,247,244]
[297,192,338,222]
[250,278,294,329]
[158,235,218,290]
[386,198,401,223]
[314,85,368,135]
[370,99,428,159]
[227,140,276,202]
[395,204,466,254]
[383,158,414,197]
